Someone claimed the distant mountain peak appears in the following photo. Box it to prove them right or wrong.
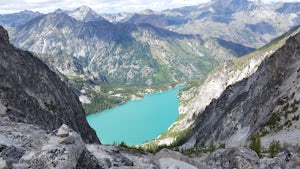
[68,5,105,22]
[212,0,249,7]
[77,5,93,12]
[211,0,260,13]
[20,9,41,14]
[53,8,66,13]
[141,9,154,14]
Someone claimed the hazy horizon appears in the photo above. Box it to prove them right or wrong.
[1,0,300,14]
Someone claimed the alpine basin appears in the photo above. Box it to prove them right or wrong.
[86,85,185,145]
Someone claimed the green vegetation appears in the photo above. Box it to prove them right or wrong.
[268,139,281,158]
[208,139,216,152]
[265,112,280,129]
[44,102,57,112]
[249,135,261,156]
[80,84,142,115]
[83,94,123,115]
[141,127,190,154]
[219,143,226,149]
[154,66,173,84]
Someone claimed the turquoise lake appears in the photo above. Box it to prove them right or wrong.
[86,85,185,145]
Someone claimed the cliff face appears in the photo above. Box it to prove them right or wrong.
[160,27,292,147]
[188,27,300,147]
[0,26,99,144]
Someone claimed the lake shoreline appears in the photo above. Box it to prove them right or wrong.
[86,84,186,146]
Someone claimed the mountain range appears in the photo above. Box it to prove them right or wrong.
[8,5,249,87]
[105,0,300,49]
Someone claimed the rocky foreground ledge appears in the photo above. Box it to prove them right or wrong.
[1,121,300,168]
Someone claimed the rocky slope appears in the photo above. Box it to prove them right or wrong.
[0,26,98,144]
[153,24,297,147]
[181,25,300,149]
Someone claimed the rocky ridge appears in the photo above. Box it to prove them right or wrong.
[182,25,300,150]
[0,25,98,144]
[153,25,297,147]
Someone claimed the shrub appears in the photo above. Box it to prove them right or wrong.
[219,143,226,149]
[249,135,261,156]
[208,139,216,153]
[266,112,280,129]
[119,141,129,148]
[268,139,281,158]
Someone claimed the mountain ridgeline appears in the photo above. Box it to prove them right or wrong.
[116,0,300,49]
[10,12,217,87]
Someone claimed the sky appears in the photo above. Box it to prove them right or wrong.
[1,0,300,14]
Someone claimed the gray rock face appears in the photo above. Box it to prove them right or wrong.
[0,25,99,144]
[57,124,70,138]
[205,147,259,169]
[152,148,204,169]
[0,26,9,44]
[0,118,99,168]
[0,158,8,169]
[189,26,300,147]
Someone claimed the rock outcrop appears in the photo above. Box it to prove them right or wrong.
[0,120,101,168]
[187,26,300,148]
[0,25,99,144]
